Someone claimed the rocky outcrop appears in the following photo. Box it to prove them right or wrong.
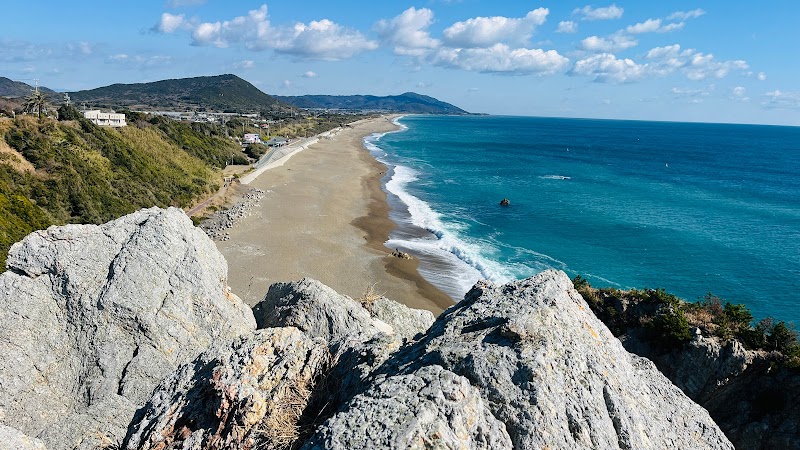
[124,327,329,450]
[0,207,255,450]
[346,272,733,450]
[1,206,735,449]
[0,424,48,450]
[303,365,512,450]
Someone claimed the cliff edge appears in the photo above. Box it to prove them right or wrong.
[0,208,732,449]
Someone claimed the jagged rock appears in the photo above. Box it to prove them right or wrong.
[0,207,256,450]
[0,424,48,450]
[621,330,753,399]
[302,365,512,450]
[124,327,329,450]
[360,271,733,450]
[253,278,394,347]
[368,297,435,341]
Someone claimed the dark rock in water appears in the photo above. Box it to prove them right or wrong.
[499,198,510,206]
[391,248,412,259]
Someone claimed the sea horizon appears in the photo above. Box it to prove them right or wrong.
[366,114,800,324]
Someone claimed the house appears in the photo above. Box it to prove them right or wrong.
[83,110,127,127]
[243,133,262,144]
[265,137,288,147]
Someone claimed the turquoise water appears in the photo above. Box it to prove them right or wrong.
[365,115,800,323]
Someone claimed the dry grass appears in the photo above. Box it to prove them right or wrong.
[254,378,314,450]
[356,283,384,312]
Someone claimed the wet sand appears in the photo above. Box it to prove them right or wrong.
[217,117,453,314]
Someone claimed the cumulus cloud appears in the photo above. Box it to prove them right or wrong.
[757,72,767,81]
[156,4,376,60]
[556,21,577,33]
[432,43,569,74]
[763,90,800,109]
[573,4,624,21]
[732,86,749,101]
[375,7,439,56]
[569,53,645,82]
[155,12,189,33]
[302,71,317,78]
[441,8,549,48]
[270,19,378,59]
[667,9,706,21]
[580,33,637,52]
[625,18,683,34]
[645,44,748,80]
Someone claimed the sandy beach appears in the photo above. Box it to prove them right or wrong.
[217,117,454,314]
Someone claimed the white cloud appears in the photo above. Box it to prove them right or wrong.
[763,90,800,109]
[441,8,549,48]
[431,43,569,75]
[302,71,317,78]
[282,79,292,88]
[758,72,767,81]
[569,53,645,82]
[580,33,637,52]
[106,54,173,68]
[556,21,577,33]
[667,9,706,21]
[671,86,712,103]
[234,60,255,69]
[573,4,624,21]
[159,4,376,60]
[626,18,684,34]
[375,7,439,56]
[732,86,749,101]
[155,12,188,33]
[644,44,749,80]
[270,19,378,60]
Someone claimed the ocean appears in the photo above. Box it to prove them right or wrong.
[364,115,800,323]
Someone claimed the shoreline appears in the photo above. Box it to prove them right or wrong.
[216,116,454,314]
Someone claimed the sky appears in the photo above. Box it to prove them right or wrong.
[3,1,800,126]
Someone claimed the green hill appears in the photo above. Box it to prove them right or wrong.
[0,110,250,267]
[0,77,56,99]
[275,92,469,114]
[69,74,293,113]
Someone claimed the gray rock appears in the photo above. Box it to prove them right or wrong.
[0,424,47,450]
[253,278,393,347]
[621,331,753,399]
[124,327,329,450]
[368,297,435,340]
[303,365,512,450]
[0,207,256,450]
[371,271,733,450]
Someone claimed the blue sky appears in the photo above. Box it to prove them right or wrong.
[3,1,800,125]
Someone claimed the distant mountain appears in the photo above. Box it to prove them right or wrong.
[0,77,56,98]
[69,74,292,112]
[275,92,469,114]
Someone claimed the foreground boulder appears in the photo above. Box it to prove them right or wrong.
[308,271,732,449]
[124,327,329,450]
[0,207,256,449]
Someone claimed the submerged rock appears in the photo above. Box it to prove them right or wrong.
[0,207,255,450]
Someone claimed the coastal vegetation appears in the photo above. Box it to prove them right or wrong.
[0,108,250,266]
[573,276,800,366]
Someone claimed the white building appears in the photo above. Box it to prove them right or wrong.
[83,110,127,127]
[243,133,262,144]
